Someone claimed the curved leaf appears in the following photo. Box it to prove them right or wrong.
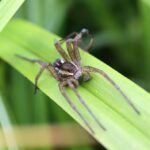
[0,0,25,31]
[0,19,150,150]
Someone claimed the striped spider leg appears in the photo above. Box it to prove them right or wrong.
[16,55,60,94]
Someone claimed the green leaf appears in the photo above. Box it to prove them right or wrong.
[0,19,150,150]
[0,0,25,31]
[0,93,18,149]
[142,0,150,6]
[140,0,150,83]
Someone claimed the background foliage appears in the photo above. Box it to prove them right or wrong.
[0,0,150,150]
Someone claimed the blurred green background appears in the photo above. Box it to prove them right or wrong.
[0,0,150,149]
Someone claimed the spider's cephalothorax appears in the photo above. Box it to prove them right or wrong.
[53,59,82,81]
[17,28,140,134]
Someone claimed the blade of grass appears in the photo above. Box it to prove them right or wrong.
[142,0,150,6]
[0,19,150,150]
[0,93,18,150]
[140,0,150,86]
[0,0,25,32]
[0,61,5,91]
[10,69,33,124]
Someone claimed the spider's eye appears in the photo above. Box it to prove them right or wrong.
[53,59,63,68]
[60,59,64,63]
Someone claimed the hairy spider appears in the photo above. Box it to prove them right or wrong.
[16,29,140,134]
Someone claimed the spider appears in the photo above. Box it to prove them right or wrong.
[16,29,140,134]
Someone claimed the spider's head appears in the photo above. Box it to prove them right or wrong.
[53,59,82,80]
[53,58,64,70]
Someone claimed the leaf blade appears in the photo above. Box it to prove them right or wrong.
[0,0,25,31]
[0,19,150,150]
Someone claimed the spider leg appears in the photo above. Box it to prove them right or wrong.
[16,54,45,65]
[84,33,93,51]
[74,29,94,52]
[83,72,92,82]
[46,64,60,81]
[35,63,60,93]
[54,40,70,61]
[82,66,140,115]
[68,79,106,131]
[72,40,81,66]
[16,54,60,92]
[59,81,95,134]
[65,30,88,66]
[59,32,78,42]
[64,29,93,66]
[16,54,48,93]
[34,64,48,94]
[55,29,93,65]
[66,39,81,66]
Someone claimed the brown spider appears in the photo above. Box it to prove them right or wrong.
[16,29,140,134]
